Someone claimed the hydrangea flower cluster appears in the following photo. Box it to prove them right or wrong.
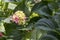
[11,10,26,25]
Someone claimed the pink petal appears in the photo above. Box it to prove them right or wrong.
[0,32,3,37]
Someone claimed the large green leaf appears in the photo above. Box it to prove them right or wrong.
[35,18,58,31]
[39,34,58,40]
[31,1,52,17]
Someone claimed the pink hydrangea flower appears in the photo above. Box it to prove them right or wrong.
[0,32,3,37]
[11,10,26,25]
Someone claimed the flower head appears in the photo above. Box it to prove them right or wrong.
[11,10,26,25]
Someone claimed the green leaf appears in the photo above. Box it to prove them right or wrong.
[53,15,60,29]
[35,18,58,31]
[39,34,58,40]
[31,1,52,17]
[0,21,5,32]
[14,0,30,16]
[8,3,17,10]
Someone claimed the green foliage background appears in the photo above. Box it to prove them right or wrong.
[0,0,60,40]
